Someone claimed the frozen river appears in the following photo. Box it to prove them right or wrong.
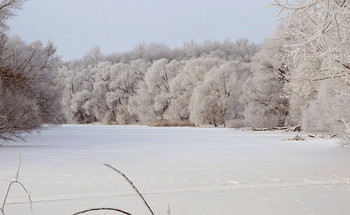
[0,125,350,215]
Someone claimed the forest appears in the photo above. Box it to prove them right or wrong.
[0,0,350,142]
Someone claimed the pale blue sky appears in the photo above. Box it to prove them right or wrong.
[8,0,277,61]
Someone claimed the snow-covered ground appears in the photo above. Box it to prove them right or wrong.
[1,125,350,215]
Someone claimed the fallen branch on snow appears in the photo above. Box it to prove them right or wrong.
[252,124,301,132]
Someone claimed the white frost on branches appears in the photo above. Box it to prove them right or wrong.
[273,0,350,138]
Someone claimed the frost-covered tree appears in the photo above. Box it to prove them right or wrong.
[190,61,250,127]
[273,0,350,134]
[82,46,103,66]
[243,37,290,128]
[4,37,62,122]
[87,60,150,124]
[129,59,183,124]
[0,0,23,32]
[58,64,96,123]
[0,0,61,141]
[274,0,350,82]
[0,38,61,136]
[109,59,150,124]
[88,62,113,123]
[166,57,225,123]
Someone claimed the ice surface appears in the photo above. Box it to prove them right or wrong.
[0,125,350,215]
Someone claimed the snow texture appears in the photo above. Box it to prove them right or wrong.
[0,125,350,215]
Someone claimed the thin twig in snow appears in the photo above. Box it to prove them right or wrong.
[72,208,132,215]
[104,163,155,215]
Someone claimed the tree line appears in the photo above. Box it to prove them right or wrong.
[1,0,349,142]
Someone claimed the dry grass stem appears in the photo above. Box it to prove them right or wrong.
[0,153,32,215]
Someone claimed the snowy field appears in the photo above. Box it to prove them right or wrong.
[1,125,350,215]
